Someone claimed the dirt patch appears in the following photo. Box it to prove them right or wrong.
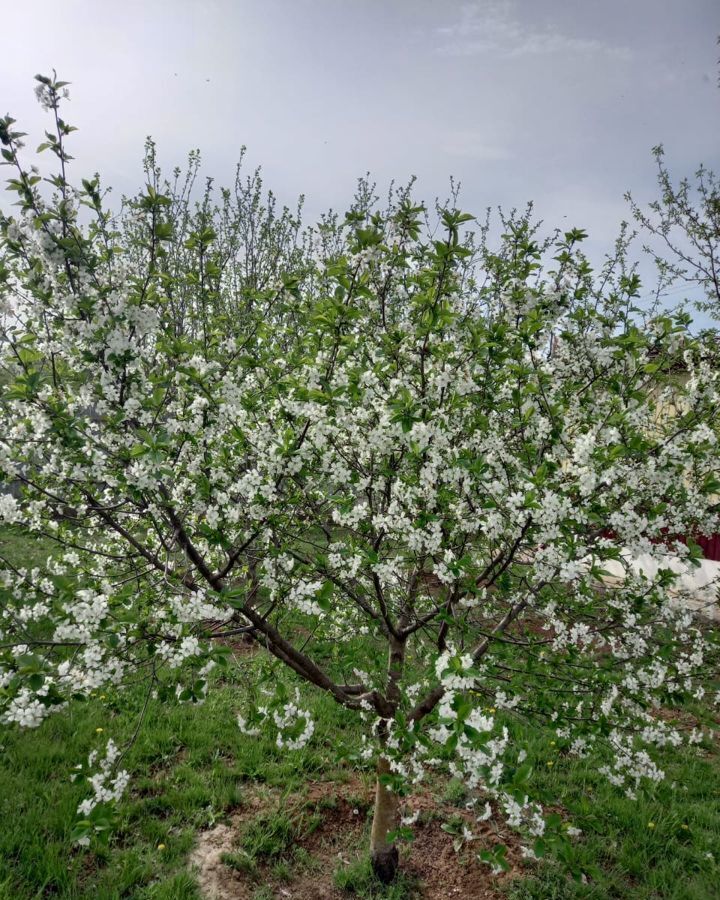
[189,821,240,900]
[188,787,278,900]
[396,790,525,899]
[405,823,508,899]
[189,778,524,899]
[653,706,702,730]
[652,706,720,741]
[203,620,258,656]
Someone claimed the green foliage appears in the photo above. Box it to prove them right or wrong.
[0,622,360,898]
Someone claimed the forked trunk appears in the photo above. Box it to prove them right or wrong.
[369,754,399,883]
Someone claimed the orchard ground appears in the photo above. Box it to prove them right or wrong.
[2,526,720,900]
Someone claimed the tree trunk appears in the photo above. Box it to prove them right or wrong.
[369,754,399,883]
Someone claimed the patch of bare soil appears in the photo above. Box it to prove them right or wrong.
[190,821,241,900]
[203,620,258,656]
[653,706,702,729]
[189,778,525,899]
[652,706,720,741]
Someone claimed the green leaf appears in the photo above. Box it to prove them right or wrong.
[316,580,334,612]
[513,762,534,785]
[28,673,45,691]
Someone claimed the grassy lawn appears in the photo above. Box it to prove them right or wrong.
[2,661,719,898]
[0,662,366,900]
[503,715,720,899]
[1,526,720,898]
[0,524,56,571]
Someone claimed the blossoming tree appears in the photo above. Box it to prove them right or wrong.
[1,75,719,882]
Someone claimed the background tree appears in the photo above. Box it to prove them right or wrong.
[1,75,719,882]
[626,145,720,320]
[626,38,720,323]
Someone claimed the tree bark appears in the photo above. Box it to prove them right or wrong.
[369,754,399,883]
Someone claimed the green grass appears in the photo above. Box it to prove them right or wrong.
[3,672,719,899]
[220,807,300,876]
[502,711,720,899]
[0,524,55,570]
[219,807,324,882]
[334,856,418,898]
[0,662,362,900]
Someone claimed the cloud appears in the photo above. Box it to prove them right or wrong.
[436,1,631,60]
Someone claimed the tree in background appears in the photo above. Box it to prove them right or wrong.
[626,38,720,323]
[1,75,719,882]
[626,145,719,320]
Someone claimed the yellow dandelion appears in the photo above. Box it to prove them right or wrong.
[647,821,655,829]
[157,842,166,851]
[95,727,103,733]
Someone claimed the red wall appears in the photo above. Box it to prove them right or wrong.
[601,528,720,562]
[697,533,720,562]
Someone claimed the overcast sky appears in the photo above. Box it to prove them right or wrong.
[2,0,719,297]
